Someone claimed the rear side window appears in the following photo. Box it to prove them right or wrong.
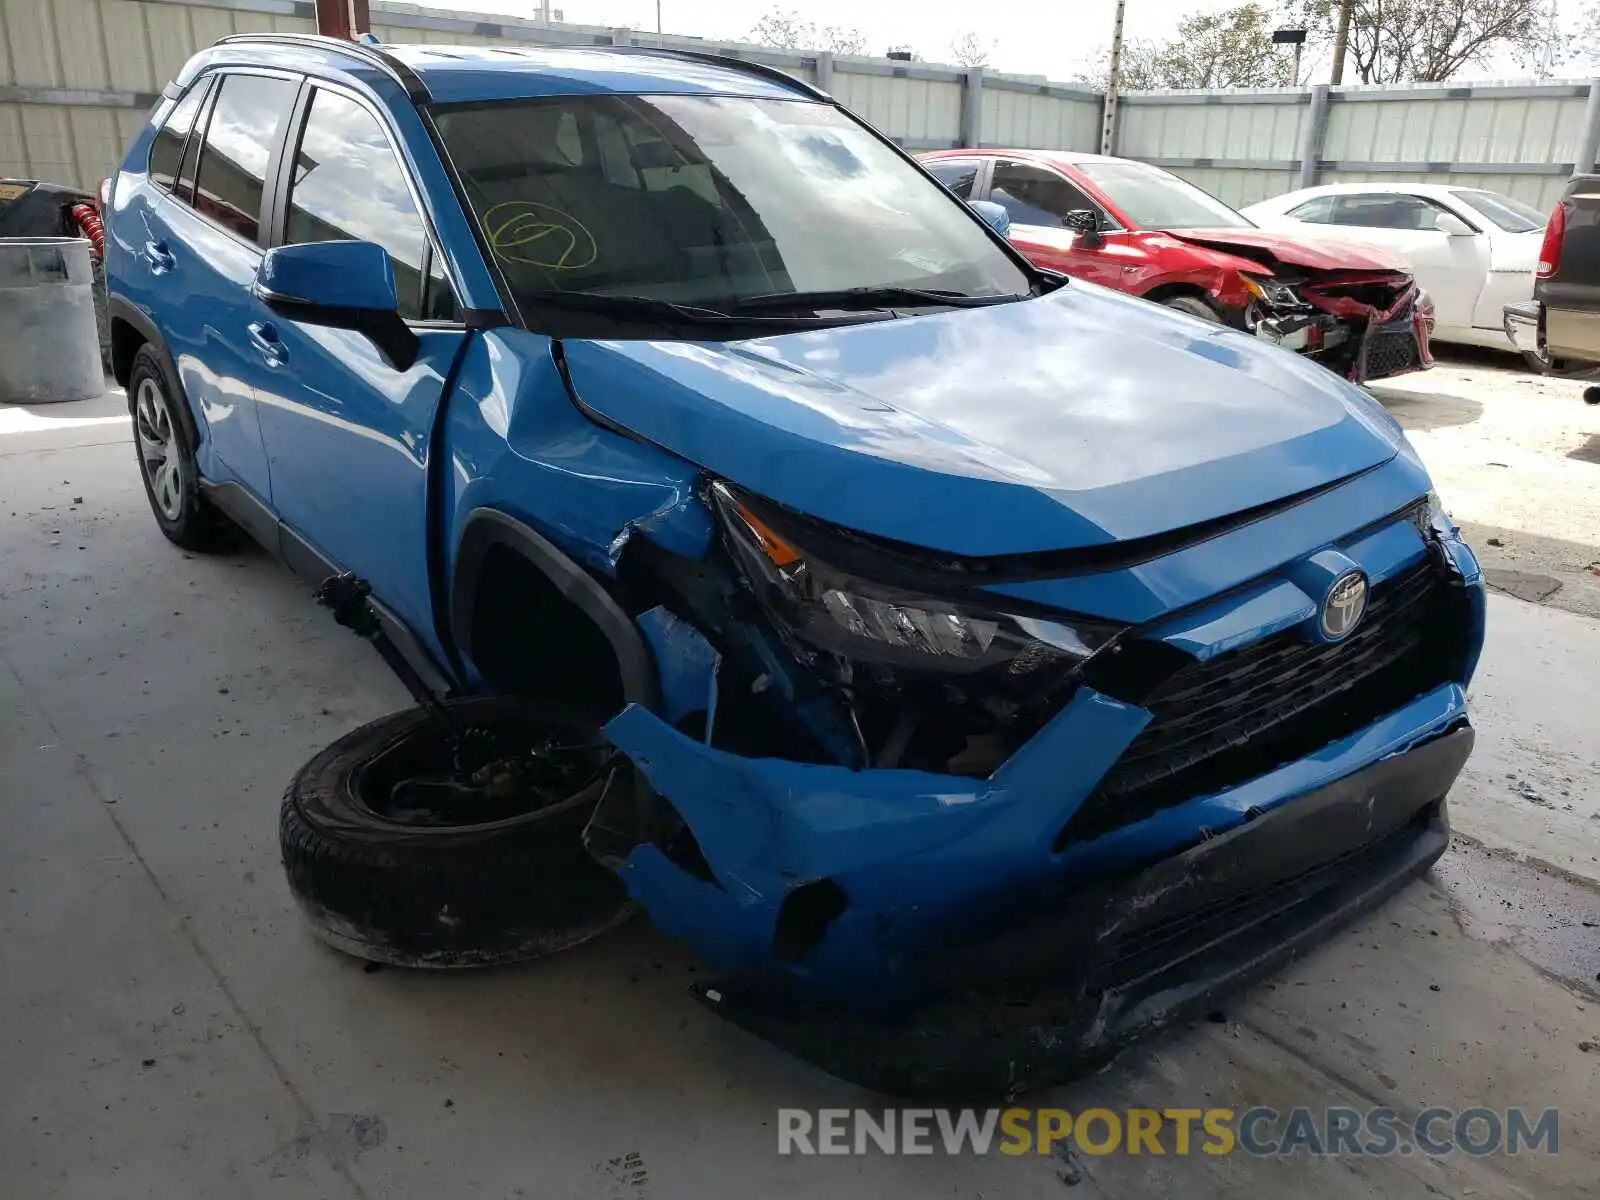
[925,158,980,200]
[147,83,207,193]
[192,73,298,245]
[1329,193,1451,232]
[284,88,437,321]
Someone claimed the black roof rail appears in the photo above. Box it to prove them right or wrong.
[610,45,831,101]
[213,33,430,103]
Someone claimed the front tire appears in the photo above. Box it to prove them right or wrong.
[128,345,235,551]
[1162,295,1223,323]
[280,695,636,969]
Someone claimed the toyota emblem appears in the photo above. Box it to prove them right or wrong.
[1321,571,1369,640]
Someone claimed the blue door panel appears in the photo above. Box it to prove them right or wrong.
[254,321,469,656]
[147,197,277,500]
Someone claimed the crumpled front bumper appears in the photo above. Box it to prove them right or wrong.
[693,724,1470,1099]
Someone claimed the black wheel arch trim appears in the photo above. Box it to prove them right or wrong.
[450,508,661,712]
[112,297,205,451]
[108,295,182,393]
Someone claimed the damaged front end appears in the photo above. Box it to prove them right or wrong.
[1243,270,1432,385]
[585,466,1484,1097]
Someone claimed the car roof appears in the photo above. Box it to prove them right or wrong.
[179,36,822,107]
[1259,182,1476,203]
[923,147,1130,169]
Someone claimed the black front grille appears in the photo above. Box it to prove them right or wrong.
[1365,330,1421,378]
[1058,557,1455,846]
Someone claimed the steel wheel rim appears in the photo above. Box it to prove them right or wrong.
[134,377,183,521]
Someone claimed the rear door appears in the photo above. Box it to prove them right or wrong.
[137,70,300,505]
[252,81,469,643]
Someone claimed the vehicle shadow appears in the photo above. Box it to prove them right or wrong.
[1368,385,1484,431]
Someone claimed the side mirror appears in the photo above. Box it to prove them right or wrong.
[968,200,1012,238]
[1435,213,1475,237]
[1064,208,1106,249]
[253,240,417,371]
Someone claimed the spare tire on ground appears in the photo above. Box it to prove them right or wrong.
[280,694,637,968]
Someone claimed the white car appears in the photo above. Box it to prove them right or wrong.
[1241,183,1548,363]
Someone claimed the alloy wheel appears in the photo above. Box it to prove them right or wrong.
[134,377,183,521]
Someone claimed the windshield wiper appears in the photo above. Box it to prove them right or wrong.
[518,290,891,329]
[519,291,742,323]
[729,286,1024,313]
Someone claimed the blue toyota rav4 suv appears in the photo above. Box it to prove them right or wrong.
[106,34,1484,1095]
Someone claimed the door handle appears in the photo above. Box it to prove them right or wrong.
[247,321,288,368]
[143,240,175,274]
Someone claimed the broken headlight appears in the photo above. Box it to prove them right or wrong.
[1242,274,1304,310]
[710,482,1119,679]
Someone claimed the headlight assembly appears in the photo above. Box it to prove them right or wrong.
[710,482,1120,681]
[1241,274,1305,310]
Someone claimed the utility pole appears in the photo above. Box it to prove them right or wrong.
[1100,0,1126,156]
[1330,0,1354,85]
[656,1,663,35]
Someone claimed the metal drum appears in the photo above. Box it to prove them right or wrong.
[0,236,105,404]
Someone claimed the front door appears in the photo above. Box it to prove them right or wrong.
[1321,193,1491,332]
[984,159,1124,288]
[251,83,469,646]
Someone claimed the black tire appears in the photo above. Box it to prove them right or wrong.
[280,695,637,969]
[1162,295,1223,323]
[128,344,237,552]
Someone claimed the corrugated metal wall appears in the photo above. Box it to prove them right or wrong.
[981,79,1101,152]
[1,0,1596,210]
[1118,82,1594,211]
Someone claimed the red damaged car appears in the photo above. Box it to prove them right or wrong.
[920,149,1433,383]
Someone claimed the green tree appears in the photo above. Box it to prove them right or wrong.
[1077,4,1296,89]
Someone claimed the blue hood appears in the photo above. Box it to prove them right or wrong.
[559,282,1403,557]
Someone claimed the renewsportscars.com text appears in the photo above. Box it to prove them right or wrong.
[777,1106,1560,1158]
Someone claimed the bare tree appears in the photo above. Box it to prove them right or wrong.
[1291,0,1548,82]
[950,31,994,68]
[821,25,869,55]
[747,6,869,55]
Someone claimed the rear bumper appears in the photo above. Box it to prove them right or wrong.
[1505,299,1543,357]
[695,724,1471,1099]
[1506,299,1600,377]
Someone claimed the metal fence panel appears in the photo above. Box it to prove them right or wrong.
[982,84,1100,152]
[1117,92,1308,163]
[831,70,964,148]
[1164,165,1301,209]
[1324,89,1587,165]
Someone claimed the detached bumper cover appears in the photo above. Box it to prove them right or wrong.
[696,725,1471,1098]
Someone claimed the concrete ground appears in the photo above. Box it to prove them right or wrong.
[2,357,1597,1199]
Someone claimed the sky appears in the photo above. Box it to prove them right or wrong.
[407,0,1594,83]
[413,0,1287,81]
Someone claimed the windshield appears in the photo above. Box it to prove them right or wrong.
[1450,189,1547,234]
[1075,161,1253,230]
[433,95,1031,329]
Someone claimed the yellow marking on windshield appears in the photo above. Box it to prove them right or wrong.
[483,200,598,270]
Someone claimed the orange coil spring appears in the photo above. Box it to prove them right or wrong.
[70,202,106,261]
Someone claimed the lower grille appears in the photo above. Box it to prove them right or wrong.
[1365,330,1421,378]
[1059,556,1455,846]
